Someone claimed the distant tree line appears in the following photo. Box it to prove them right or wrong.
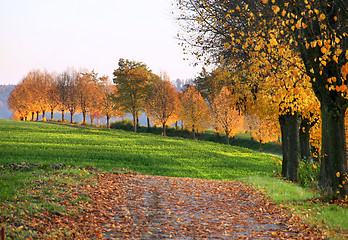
[8,58,276,145]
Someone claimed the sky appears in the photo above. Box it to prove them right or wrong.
[0,0,200,85]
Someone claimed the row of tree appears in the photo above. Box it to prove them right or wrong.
[8,68,123,128]
[9,60,269,146]
[175,0,348,197]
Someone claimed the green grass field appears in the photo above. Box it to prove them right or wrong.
[0,119,347,239]
[0,119,278,180]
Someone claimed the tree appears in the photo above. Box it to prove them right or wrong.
[175,0,328,186]
[113,58,151,133]
[47,73,60,121]
[264,0,348,196]
[179,85,211,139]
[145,73,179,136]
[8,82,31,121]
[211,86,244,144]
[76,70,98,124]
[99,76,124,128]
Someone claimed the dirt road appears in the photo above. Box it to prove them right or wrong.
[97,173,323,239]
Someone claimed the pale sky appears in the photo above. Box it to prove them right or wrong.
[0,0,200,85]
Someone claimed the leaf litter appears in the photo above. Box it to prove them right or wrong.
[1,171,324,239]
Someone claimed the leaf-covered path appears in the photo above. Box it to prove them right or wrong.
[35,172,323,239]
[98,173,323,239]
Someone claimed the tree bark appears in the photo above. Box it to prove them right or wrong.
[279,114,288,178]
[36,111,39,121]
[50,109,54,121]
[70,110,74,123]
[279,113,301,182]
[106,115,110,129]
[82,111,87,124]
[287,112,301,182]
[163,123,166,136]
[147,117,150,129]
[299,117,312,162]
[192,125,195,139]
[320,100,348,196]
[225,131,230,145]
[61,110,65,122]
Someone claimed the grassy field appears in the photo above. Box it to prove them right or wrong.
[0,119,278,180]
[0,119,347,239]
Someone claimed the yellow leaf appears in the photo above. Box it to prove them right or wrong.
[270,38,278,46]
[333,55,338,63]
[336,172,341,178]
[261,0,269,4]
[335,37,340,44]
[346,50,348,60]
[319,13,326,21]
[321,46,328,54]
[310,68,314,74]
[296,19,302,29]
[312,164,317,169]
[272,5,280,14]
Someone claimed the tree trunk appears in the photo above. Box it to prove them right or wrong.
[175,121,178,130]
[107,115,110,129]
[320,101,348,197]
[192,125,195,139]
[82,111,87,124]
[279,113,301,182]
[70,110,74,123]
[299,118,312,162]
[287,112,301,182]
[31,112,35,121]
[279,114,288,178]
[42,110,46,120]
[36,111,39,121]
[225,131,230,145]
[163,123,166,136]
[147,117,150,129]
[132,110,137,133]
[50,109,54,121]
[61,110,65,122]
[90,115,94,124]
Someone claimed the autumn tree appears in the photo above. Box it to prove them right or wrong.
[99,76,125,128]
[211,86,244,144]
[47,73,60,121]
[175,0,325,185]
[113,58,151,133]
[145,72,179,136]
[8,82,31,121]
[179,85,211,139]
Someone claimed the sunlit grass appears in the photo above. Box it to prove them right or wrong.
[0,119,279,180]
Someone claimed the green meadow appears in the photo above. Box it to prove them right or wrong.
[0,119,347,239]
[0,119,277,180]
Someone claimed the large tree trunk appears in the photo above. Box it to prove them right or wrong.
[42,110,46,120]
[36,111,40,121]
[279,113,301,182]
[50,109,54,121]
[192,125,195,139]
[147,117,150,129]
[31,112,35,121]
[287,113,301,182]
[279,115,288,178]
[320,100,348,196]
[82,111,87,124]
